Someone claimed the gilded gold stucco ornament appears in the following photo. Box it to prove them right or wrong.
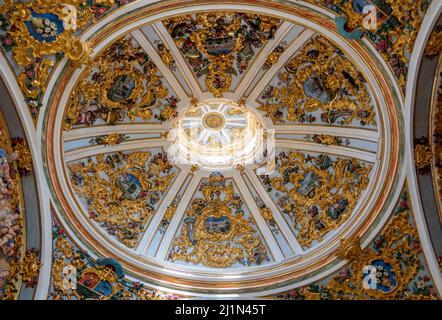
[414,138,432,174]
[169,174,268,268]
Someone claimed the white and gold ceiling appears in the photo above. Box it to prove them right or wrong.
[0,0,441,300]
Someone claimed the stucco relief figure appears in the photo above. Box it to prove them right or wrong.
[259,151,371,248]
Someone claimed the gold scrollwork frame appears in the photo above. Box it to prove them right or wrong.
[429,54,442,224]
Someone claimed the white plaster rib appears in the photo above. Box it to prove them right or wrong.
[274,125,379,142]
[276,139,377,163]
[244,166,304,255]
[64,138,166,162]
[131,29,189,105]
[233,21,295,100]
[37,1,407,293]
[404,0,442,296]
[0,49,53,300]
[63,123,167,141]
[155,170,208,260]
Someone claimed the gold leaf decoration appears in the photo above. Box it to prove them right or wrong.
[50,227,182,300]
[272,190,440,300]
[164,12,280,97]
[259,151,371,248]
[168,174,269,268]
[310,0,431,89]
[64,36,178,129]
[0,113,30,300]
[426,25,442,58]
[68,151,176,248]
[259,37,376,127]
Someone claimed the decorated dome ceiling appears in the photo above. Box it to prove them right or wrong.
[48,8,395,292]
[0,0,441,301]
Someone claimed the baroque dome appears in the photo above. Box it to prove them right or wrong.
[0,0,441,301]
[47,6,396,295]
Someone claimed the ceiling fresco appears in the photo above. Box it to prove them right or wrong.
[44,6,397,297]
[163,13,281,97]
[168,173,272,268]
[257,36,377,128]
[0,0,431,119]
[271,189,440,300]
[312,0,432,90]
[0,0,440,301]
[68,149,177,248]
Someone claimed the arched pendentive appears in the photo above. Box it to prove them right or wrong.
[406,0,442,294]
